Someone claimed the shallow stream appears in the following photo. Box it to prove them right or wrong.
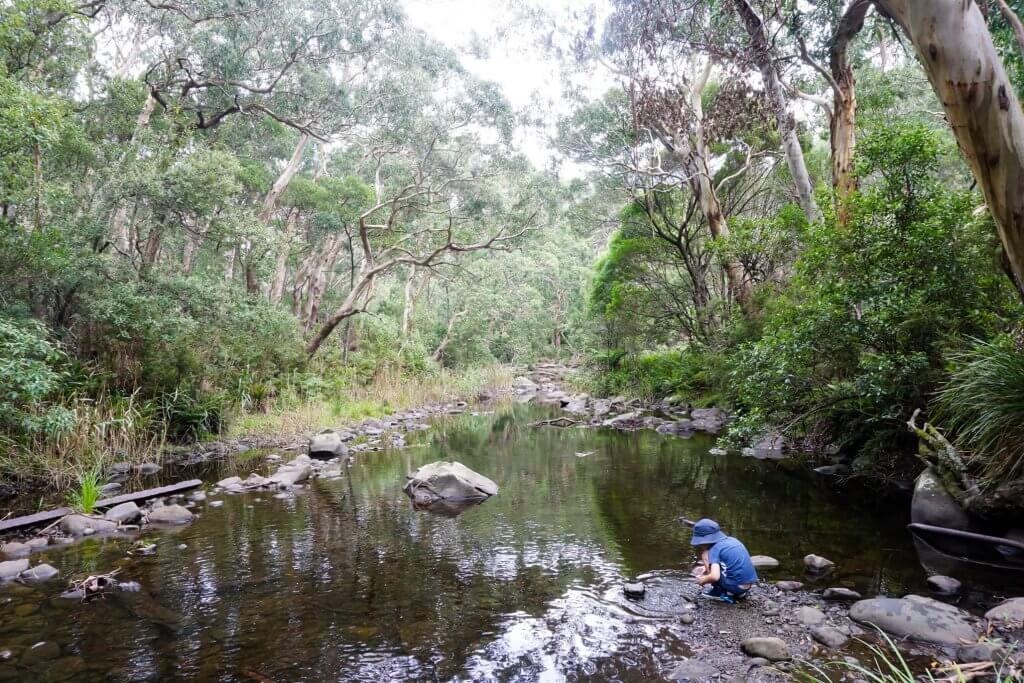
[0,402,949,681]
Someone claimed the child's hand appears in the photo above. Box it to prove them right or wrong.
[690,564,706,578]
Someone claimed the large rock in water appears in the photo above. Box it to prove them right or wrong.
[147,504,194,525]
[849,596,978,646]
[404,461,498,502]
[985,597,1024,627]
[308,430,348,459]
[911,468,971,530]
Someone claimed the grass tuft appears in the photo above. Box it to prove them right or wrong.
[65,467,104,514]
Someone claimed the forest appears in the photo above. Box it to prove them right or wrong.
[4,0,1024,501]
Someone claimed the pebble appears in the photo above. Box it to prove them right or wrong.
[776,580,804,591]
[823,587,861,601]
[623,582,646,598]
[680,612,695,625]
[208,501,224,508]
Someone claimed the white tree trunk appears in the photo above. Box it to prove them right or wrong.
[111,93,156,253]
[873,0,1024,291]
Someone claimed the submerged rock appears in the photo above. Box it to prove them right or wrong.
[926,575,962,596]
[623,582,646,599]
[810,625,849,649]
[404,461,498,503]
[147,504,194,525]
[0,559,29,580]
[823,587,861,601]
[0,542,30,559]
[60,514,117,536]
[19,564,58,582]
[803,554,835,573]
[741,637,791,661]
[849,596,978,646]
[957,642,1007,664]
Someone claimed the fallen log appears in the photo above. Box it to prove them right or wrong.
[0,479,203,534]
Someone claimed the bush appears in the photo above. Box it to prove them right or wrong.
[0,315,73,438]
[729,122,1017,471]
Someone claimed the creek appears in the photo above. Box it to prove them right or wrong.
[0,401,947,680]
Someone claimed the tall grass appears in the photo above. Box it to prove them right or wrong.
[65,467,103,514]
[0,390,165,490]
[229,365,513,438]
[934,339,1024,485]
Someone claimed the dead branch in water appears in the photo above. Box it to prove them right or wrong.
[528,417,583,428]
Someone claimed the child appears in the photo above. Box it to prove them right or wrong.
[690,518,758,603]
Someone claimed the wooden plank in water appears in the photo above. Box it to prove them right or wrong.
[0,507,74,534]
[95,479,203,509]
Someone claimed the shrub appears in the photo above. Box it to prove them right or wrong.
[0,315,73,438]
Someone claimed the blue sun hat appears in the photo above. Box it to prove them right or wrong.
[690,518,728,546]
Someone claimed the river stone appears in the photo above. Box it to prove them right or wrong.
[911,468,971,530]
[22,641,59,664]
[604,412,640,429]
[0,560,28,580]
[741,637,791,661]
[804,554,835,573]
[680,612,695,625]
[136,462,161,475]
[750,555,779,570]
[104,502,142,524]
[751,432,785,459]
[19,564,58,582]
[849,596,978,646]
[565,399,589,414]
[309,430,348,459]
[957,642,1006,664]
[147,504,194,525]
[188,490,206,502]
[208,500,224,508]
[0,543,30,559]
[404,461,498,501]
[109,462,131,474]
[99,482,122,495]
[216,476,242,490]
[776,581,804,591]
[797,606,827,626]
[810,625,849,649]
[623,582,646,598]
[60,514,117,536]
[668,659,718,681]
[985,597,1024,626]
[823,587,861,601]
[24,538,47,550]
[512,376,538,392]
[269,464,311,488]
[926,575,962,596]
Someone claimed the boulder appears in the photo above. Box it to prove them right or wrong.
[604,412,641,429]
[750,432,785,459]
[104,502,142,524]
[985,597,1024,626]
[404,461,498,502]
[849,596,978,646]
[911,468,971,530]
[797,606,827,626]
[823,587,861,601]
[776,580,804,591]
[0,559,29,580]
[512,376,538,392]
[804,554,835,573]
[926,575,962,596]
[99,482,122,495]
[216,476,243,490]
[19,564,58,582]
[0,542,30,559]
[750,555,779,570]
[60,514,117,536]
[690,407,727,433]
[668,659,719,681]
[564,399,589,415]
[309,430,349,459]
[656,420,695,435]
[147,504,194,525]
[741,637,791,661]
[810,625,849,649]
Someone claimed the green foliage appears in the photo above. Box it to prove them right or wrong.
[935,336,1024,485]
[729,123,1016,468]
[65,466,102,514]
[0,315,73,437]
[587,347,730,404]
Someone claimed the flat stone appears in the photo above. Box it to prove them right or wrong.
[19,564,58,582]
[104,502,142,524]
[804,554,835,572]
[741,637,791,661]
[146,504,194,525]
[216,476,242,489]
[849,596,978,646]
[624,582,646,598]
[750,555,779,569]
[810,625,849,649]
[0,543,30,559]
[668,659,718,681]
[269,464,311,488]
[823,587,861,601]
[797,606,827,626]
[24,538,47,549]
[0,560,29,580]
[60,514,117,537]
[22,641,60,664]
[136,462,161,475]
[99,482,122,495]
[926,575,962,596]
[776,581,804,591]
[985,597,1024,626]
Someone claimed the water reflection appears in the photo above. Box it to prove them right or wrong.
[0,401,930,681]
